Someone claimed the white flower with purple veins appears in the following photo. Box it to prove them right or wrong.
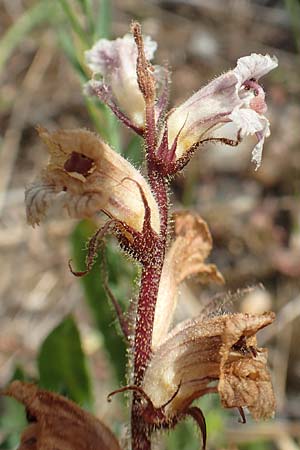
[85,34,158,128]
[165,53,278,169]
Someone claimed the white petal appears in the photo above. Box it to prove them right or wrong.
[85,34,158,127]
[251,131,266,170]
[234,54,278,85]
[85,34,157,76]
[229,107,268,135]
[167,71,241,158]
[229,108,270,169]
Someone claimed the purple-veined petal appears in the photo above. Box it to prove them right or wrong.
[85,34,159,127]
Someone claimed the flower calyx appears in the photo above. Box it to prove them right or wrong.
[107,383,207,449]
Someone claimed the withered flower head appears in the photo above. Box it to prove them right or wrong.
[1,381,121,450]
[152,212,224,348]
[143,311,275,422]
[25,127,160,233]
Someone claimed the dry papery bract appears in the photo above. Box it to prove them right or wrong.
[25,127,160,234]
[143,312,275,420]
[152,211,224,348]
[2,381,121,450]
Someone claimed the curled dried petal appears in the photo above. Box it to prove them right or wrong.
[25,127,160,234]
[152,212,224,348]
[218,313,276,419]
[2,381,121,450]
[143,312,275,421]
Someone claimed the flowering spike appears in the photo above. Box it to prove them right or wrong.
[22,22,278,450]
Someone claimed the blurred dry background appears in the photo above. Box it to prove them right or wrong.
[0,0,300,449]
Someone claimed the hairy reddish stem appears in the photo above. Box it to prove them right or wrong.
[131,404,151,450]
[131,119,169,450]
[133,249,165,383]
[131,25,169,449]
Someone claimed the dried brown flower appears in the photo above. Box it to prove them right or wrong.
[152,212,224,348]
[143,312,275,421]
[25,127,160,233]
[2,381,121,450]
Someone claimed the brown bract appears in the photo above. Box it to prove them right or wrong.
[152,212,224,348]
[143,312,275,420]
[25,127,160,234]
[2,381,121,450]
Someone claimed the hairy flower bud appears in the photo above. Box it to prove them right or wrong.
[164,54,278,168]
[143,312,275,421]
[2,381,121,450]
[85,34,159,128]
[25,127,160,233]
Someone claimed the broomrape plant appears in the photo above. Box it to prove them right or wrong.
[2,22,278,450]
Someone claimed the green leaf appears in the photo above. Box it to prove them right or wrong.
[75,0,95,38]
[57,29,88,82]
[38,315,93,409]
[0,397,26,449]
[0,366,30,449]
[70,220,138,384]
[57,0,90,46]
[95,0,112,39]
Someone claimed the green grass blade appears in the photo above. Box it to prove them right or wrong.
[95,0,112,39]
[75,0,95,38]
[57,0,90,46]
[0,1,53,74]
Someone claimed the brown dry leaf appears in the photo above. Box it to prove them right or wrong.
[2,381,122,450]
[152,211,224,347]
[25,127,160,233]
[143,312,275,421]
